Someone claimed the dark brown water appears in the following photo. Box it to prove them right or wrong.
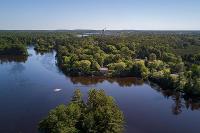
[0,47,200,133]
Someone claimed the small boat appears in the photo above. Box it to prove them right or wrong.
[54,88,62,92]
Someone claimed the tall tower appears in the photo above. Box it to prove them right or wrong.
[102,27,106,35]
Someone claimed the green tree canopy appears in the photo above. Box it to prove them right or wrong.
[39,89,125,133]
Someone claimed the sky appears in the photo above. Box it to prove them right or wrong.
[0,0,200,30]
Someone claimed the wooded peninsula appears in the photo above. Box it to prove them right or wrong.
[1,30,200,97]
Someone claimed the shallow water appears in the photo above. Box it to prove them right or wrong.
[0,47,200,133]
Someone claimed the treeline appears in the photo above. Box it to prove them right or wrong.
[0,31,73,55]
[0,32,28,55]
[55,33,200,97]
[0,44,27,56]
[0,32,27,55]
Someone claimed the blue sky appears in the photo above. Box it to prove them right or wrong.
[0,0,200,30]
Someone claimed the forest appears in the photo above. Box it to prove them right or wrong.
[1,31,200,97]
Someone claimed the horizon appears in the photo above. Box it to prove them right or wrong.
[0,0,200,30]
[1,29,200,31]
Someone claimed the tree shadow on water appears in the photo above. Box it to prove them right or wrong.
[149,82,200,115]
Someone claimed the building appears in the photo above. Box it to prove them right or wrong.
[99,67,108,74]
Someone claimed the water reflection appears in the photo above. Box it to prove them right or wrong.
[150,82,200,115]
[70,76,200,115]
[185,98,200,110]
[69,76,144,87]
[171,93,200,115]
[36,52,57,72]
[35,50,54,55]
[9,63,26,74]
[0,55,27,64]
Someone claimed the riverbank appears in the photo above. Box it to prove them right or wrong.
[1,47,200,133]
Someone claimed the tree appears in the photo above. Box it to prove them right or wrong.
[108,62,126,72]
[61,56,71,69]
[91,61,100,71]
[82,89,124,133]
[39,89,125,133]
[38,104,82,133]
[149,53,157,61]
[73,60,91,73]
[94,53,104,67]
[174,62,185,73]
[0,44,28,56]
[104,45,117,54]
[120,46,134,59]
[147,60,165,72]
[71,89,83,104]
[191,65,200,77]
[131,60,149,78]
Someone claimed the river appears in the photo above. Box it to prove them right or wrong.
[0,47,200,133]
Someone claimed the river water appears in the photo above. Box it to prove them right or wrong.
[0,47,200,133]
